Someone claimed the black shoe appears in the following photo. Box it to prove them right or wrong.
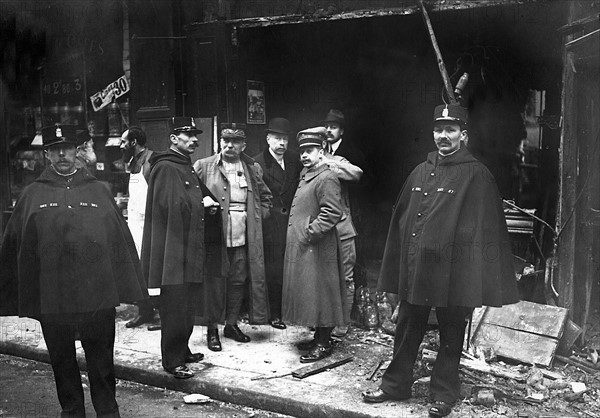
[165,365,194,379]
[147,319,162,331]
[207,329,222,352]
[185,353,204,363]
[362,388,410,403]
[297,339,317,351]
[125,315,154,328]
[224,324,251,343]
[270,318,287,330]
[299,343,332,363]
[429,401,453,417]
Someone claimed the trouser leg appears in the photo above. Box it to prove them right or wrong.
[226,246,249,325]
[267,281,282,320]
[78,309,120,418]
[380,301,431,398]
[41,321,86,417]
[430,306,472,404]
[160,285,194,371]
[316,327,334,346]
[339,238,356,325]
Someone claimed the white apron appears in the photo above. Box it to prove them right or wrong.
[127,171,148,256]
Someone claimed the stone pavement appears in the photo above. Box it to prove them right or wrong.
[0,304,431,418]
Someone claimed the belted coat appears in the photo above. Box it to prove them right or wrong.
[282,162,347,327]
[378,147,520,308]
[194,153,273,324]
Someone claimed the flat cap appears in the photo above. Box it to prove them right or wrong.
[221,122,247,139]
[297,127,327,148]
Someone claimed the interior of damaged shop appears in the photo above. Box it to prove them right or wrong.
[222,3,567,292]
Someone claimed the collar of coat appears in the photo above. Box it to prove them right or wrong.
[36,166,95,187]
[216,152,257,167]
[427,146,478,167]
[148,149,192,169]
[300,161,330,182]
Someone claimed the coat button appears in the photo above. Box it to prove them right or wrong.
[224,186,227,190]
[411,232,417,237]
[430,172,435,176]
[423,192,428,196]
[196,185,200,188]
[68,205,73,209]
[417,212,422,217]
[66,186,70,190]
[221,197,225,201]
[288,223,292,226]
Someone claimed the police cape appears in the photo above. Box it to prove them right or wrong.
[378,148,520,308]
[0,168,148,318]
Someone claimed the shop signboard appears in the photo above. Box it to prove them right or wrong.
[89,75,129,112]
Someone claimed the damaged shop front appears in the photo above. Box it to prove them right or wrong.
[135,1,563,278]
[128,0,599,344]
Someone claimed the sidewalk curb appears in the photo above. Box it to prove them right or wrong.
[0,340,379,418]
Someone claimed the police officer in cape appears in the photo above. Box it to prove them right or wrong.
[362,104,519,418]
[0,124,148,417]
[141,117,226,379]
[253,117,302,330]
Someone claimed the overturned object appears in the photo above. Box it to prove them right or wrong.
[470,301,569,367]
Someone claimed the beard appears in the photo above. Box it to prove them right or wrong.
[122,146,135,162]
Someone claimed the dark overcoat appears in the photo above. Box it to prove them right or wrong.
[378,147,520,308]
[0,168,148,318]
[141,150,227,323]
[282,163,347,327]
[194,153,273,324]
[253,149,302,285]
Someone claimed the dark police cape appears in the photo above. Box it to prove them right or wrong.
[378,147,520,308]
[141,150,227,324]
[0,168,148,318]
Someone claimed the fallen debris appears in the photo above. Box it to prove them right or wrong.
[291,355,353,379]
[183,393,211,404]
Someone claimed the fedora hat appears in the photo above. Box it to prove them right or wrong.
[323,109,345,126]
[265,117,291,135]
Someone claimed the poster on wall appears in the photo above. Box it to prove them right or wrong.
[247,80,265,124]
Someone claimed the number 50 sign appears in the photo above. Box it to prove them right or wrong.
[89,75,130,112]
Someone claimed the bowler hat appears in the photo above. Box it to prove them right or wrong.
[433,104,468,126]
[265,117,291,135]
[323,109,345,126]
[170,117,203,134]
[41,124,79,148]
[297,127,327,148]
[221,123,247,139]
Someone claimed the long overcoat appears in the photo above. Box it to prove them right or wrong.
[194,153,273,324]
[378,147,520,308]
[141,150,227,323]
[282,162,347,327]
[0,168,148,319]
[253,149,302,285]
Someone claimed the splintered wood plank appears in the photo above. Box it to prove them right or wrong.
[482,301,568,338]
[291,355,353,379]
[472,322,559,367]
